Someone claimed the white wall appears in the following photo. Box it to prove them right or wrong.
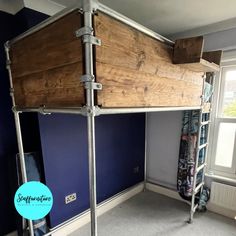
[146,111,182,190]
[204,28,236,51]
[170,24,236,52]
[147,28,236,190]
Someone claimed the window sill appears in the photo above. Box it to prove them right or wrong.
[205,173,236,185]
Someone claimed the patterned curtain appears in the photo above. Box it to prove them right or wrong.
[177,111,208,200]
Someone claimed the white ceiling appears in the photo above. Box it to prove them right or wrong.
[52,0,236,36]
[0,0,24,14]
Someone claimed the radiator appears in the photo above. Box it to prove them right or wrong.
[210,182,236,211]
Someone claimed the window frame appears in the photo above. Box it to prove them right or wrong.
[207,63,236,179]
[218,66,236,117]
[210,119,236,174]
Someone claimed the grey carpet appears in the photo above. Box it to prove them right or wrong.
[70,191,236,236]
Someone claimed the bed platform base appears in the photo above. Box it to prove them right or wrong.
[13,105,202,116]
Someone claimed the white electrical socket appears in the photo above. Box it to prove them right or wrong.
[65,193,77,204]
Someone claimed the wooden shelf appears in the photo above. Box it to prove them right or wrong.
[179,58,220,72]
[173,36,222,73]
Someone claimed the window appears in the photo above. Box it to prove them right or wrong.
[208,65,236,178]
[215,123,236,169]
[219,69,236,118]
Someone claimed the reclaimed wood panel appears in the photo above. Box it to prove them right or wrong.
[94,12,203,107]
[13,62,85,108]
[173,37,221,72]
[177,59,220,73]
[10,11,85,107]
[203,51,222,66]
[96,63,203,107]
[10,10,83,78]
[173,36,204,64]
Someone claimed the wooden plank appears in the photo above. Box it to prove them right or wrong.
[173,36,204,64]
[10,10,85,108]
[177,59,220,72]
[94,12,203,107]
[10,10,83,78]
[13,62,85,108]
[96,63,202,107]
[173,37,221,72]
[202,51,222,66]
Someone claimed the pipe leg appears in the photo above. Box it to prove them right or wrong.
[87,114,97,236]
[189,194,195,224]
[14,111,34,236]
[83,2,98,235]
[143,112,148,192]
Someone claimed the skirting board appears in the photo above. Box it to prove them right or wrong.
[4,231,17,236]
[54,181,236,236]
[147,182,236,219]
[2,183,189,236]
[6,182,235,236]
[207,203,236,219]
[52,182,144,236]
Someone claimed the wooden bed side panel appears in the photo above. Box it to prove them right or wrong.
[13,63,85,108]
[96,63,203,107]
[94,13,204,108]
[10,11,85,108]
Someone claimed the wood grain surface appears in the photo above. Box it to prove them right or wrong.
[10,11,85,107]
[95,12,203,107]
[13,62,85,107]
[203,51,222,66]
[173,36,204,64]
[173,36,221,72]
[177,59,220,73]
[10,11,208,108]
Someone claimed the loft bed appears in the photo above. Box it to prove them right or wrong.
[6,2,222,112]
[4,0,222,236]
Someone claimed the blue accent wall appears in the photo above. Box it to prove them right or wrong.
[0,11,18,235]
[0,8,48,235]
[39,114,145,227]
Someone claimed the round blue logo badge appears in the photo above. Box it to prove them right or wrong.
[14,181,53,220]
